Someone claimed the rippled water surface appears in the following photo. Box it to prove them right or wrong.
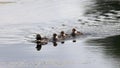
[0,0,120,68]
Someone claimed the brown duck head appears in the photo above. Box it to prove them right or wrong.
[36,34,42,40]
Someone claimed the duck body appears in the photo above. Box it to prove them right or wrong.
[52,33,59,42]
[52,33,59,46]
[71,28,83,37]
[58,31,69,40]
[36,39,48,45]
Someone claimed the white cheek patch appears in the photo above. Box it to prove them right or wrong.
[56,36,58,39]
[63,34,66,36]
[75,31,77,34]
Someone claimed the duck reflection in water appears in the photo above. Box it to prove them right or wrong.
[53,42,58,47]
[36,43,42,51]
[35,39,42,51]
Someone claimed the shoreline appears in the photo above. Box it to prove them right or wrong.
[0,2,15,4]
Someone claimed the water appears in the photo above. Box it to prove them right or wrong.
[0,0,120,68]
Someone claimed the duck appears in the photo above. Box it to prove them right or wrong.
[58,31,69,44]
[52,33,59,46]
[35,34,48,45]
[58,31,68,39]
[71,28,83,37]
[71,28,83,42]
[36,34,42,40]
[52,33,59,42]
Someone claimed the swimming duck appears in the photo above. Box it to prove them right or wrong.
[52,33,59,46]
[36,34,42,40]
[52,33,59,42]
[58,31,68,39]
[71,28,83,37]
[58,31,69,44]
[71,28,83,42]
[35,34,48,45]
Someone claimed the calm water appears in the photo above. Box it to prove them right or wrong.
[0,0,120,68]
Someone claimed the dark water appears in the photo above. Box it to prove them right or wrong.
[84,1,120,67]
[86,35,120,68]
[0,0,120,68]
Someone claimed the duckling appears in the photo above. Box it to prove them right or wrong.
[52,33,59,42]
[71,28,83,42]
[58,31,68,39]
[71,28,83,37]
[35,34,48,45]
[36,34,42,40]
[58,31,68,44]
[52,33,58,46]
